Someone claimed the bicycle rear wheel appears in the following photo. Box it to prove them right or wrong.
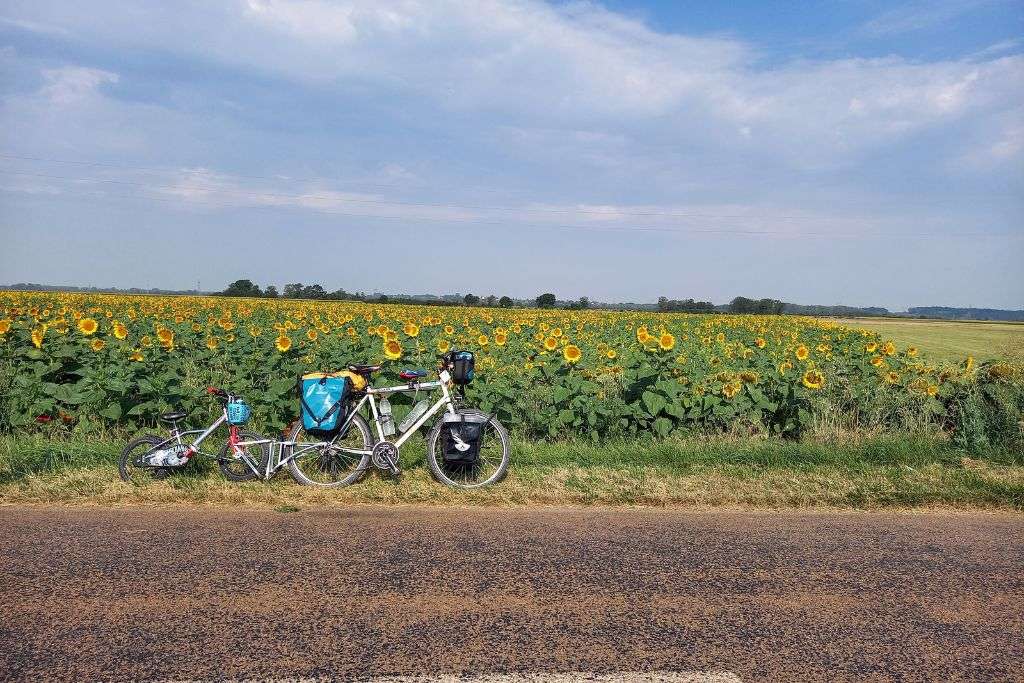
[118,435,173,484]
[426,408,510,489]
[286,413,372,487]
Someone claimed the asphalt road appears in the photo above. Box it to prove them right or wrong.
[1,506,1022,682]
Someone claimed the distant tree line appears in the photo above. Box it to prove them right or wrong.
[727,297,785,315]
[657,297,717,313]
[211,281,1024,321]
[221,280,521,307]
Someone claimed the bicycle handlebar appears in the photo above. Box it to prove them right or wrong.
[206,387,228,399]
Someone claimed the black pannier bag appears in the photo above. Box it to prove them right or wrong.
[450,350,475,385]
[441,413,488,468]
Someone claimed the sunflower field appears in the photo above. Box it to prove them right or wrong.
[1,291,1021,449]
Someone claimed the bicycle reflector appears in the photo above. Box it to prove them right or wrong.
[226,399,252,425]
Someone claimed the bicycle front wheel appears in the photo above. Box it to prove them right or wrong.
[217,430,268,482]
[426,408,510,489]
[286,413,372,487]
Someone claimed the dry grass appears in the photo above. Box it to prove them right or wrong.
[832,317,1024,363]
[2,459,1021,510]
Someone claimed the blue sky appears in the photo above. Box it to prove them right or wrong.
[0,0,1021,310]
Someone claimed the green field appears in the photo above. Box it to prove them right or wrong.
[832,318,1024,363]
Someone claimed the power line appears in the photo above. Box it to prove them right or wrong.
[4,183,1007,240]
[0,168,888,222]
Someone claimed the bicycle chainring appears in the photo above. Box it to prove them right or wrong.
[371,441,400,474]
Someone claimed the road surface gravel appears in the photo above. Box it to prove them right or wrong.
[1,506,1021,682]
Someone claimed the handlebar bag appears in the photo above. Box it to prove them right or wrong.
[299,372,350,434]
[226,398,252,426]
[441,413,487,467]
[450,351,475,385]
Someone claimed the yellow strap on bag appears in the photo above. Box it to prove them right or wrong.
[301,370,367,391]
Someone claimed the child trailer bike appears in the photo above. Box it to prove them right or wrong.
[118,387,259,484]
[230,350,510,489]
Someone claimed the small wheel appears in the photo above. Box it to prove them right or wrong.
[286,413,372,487]
[119,435,173,484]
[426,409,510,489]
[217,430,268,482]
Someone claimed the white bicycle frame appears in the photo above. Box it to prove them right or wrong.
[231,369,460,475]
[354,368,459,452]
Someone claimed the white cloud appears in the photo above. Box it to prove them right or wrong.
[39,66,118,106]
[2,0,1021,172]
[860,0,997,37]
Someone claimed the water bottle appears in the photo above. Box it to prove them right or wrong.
[397,399,430,434]
[379,397,396,436]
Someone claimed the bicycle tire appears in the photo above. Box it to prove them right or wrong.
[217,429,268,482]
[118,434,174,484]
[286,413,373,487]
[425,408,510,489]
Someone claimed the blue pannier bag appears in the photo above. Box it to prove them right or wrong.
[299,372,350,434]
[226,398,251,426]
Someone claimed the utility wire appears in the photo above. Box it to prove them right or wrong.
[6,183,1005,240]
[0,168,887,222]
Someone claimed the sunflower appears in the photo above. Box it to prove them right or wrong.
[31,327,45,349]
[306,329,318,342]
[156,328,174,344]
[563,344,582,363]
[403,322,420,337]
[543,337,558,351]
[755,337,766,349]
[77,317,99,336]
[384,340,402,360]
[0,319,10,334]
[477,334,489,346]
[739,370,759,383]
[883,341,896,356]
[658,333,676,352]
[494,332,508,346]
[885,371,900,384]
[865,342,878,353]
[927,385,938,397]
[444,325,455,335]
[248,326,262,338]
[129,349,144,362]
[90,338,106,352]
[778,361,792,375]
[906,347,918,358]
[437,339,451,354]
[606,349,617,360]
[206,337,218,350]
[795,345,809,361]
[112,322,128,340]
[870,355,885,367]
[964,356,975,373]
[802,369,824,390]
[140,335,152,348]
[722,382,740,399]
[636,326,649,343]
[275,335,292,353]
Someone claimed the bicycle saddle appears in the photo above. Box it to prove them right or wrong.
[159,411,188,423]
[348,364,382,375]
[399,369,428,380]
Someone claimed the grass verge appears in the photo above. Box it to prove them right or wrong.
[2,430,1022,510]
